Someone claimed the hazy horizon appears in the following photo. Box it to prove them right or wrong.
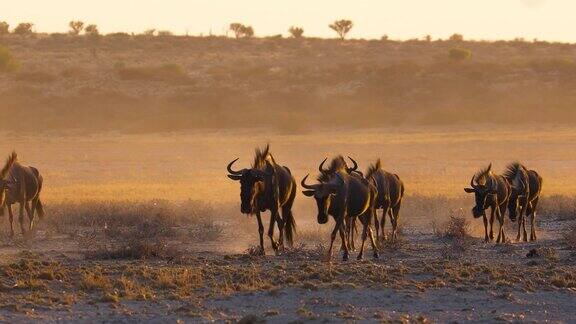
[4,0,576,42]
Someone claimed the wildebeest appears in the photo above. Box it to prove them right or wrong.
[365,159,405,242]
[503,162,543,242]
[301,161,378,261]
[464,164,510,243]
[0,152,45,237]
[317,156,363,250]
[227,145,296,255]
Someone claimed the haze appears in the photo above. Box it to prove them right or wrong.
[4,0,575,41]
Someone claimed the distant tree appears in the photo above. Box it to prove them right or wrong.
[229,23,254,39]
[68,21,84,35]
[329,19,353,40]
[449,33,464,42]
[85,24,99,36]
[0,22,9,36]
[449,48,472,61]
[143,29,156,36]
[242,25,254,38]
[381,34,389,41]
[13,23,34,36]
[288,26,304,38]
[425,35,432,42]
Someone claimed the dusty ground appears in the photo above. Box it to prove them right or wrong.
[0,212,573,323]
[0,126,574,322]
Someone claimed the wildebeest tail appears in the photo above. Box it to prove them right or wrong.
[35,197,45,219]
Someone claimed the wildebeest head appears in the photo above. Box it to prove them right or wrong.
[227,158,272,214]
[464,164,497,218]
[0,151,17,215]
[301,173,343,224]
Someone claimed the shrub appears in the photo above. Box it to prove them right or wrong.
[449,48,472,61]
[0,45,18,72]
[0,22,9,35]
[85,24,99,36]
[68,21,84,35]
[288,26,304,38]
[449,33,464,42]
[13,23,34,36]
[329,19,353,40]
[157,30,172,36]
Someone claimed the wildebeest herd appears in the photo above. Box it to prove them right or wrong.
[0,147,542,262]
[227,145,543,261]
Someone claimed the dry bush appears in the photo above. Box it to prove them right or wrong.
[13,23,34,36]
[449,48,472,61]
[0,46,17,72]
[0,22,9,36]
[47,199,216,230]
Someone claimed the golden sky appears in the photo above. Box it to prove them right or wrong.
[3,0,573,41]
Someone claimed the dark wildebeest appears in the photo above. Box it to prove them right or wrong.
[365,159,405,242]
[503,162,543,242]
[227,145,296,255]
[317,156,363,250]
[464,164,510,243]
[301,164,378,261]
[0,152,45,237]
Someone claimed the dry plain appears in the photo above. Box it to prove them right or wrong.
[0,125,574,322]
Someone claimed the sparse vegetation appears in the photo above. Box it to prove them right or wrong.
[329,19,353,40]
[449,33,464,42]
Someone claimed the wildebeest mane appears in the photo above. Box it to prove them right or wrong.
[365,159,382,180]
[502,162,527,181]
[0,151,17,179]
[474,164,493,186]
[252,144,274,169]
[317,156,348,182]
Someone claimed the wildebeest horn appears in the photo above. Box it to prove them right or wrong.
[318,158,328,173]
[347,156,358,172]
[470,175,478,189]
[227,158,242,175]
[301,174,316,189]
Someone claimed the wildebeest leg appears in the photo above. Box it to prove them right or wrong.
[482,214,489,242]
[528,198,539,241]
[391,203,401,242]
[522,214,528,242]
[373,208,380,242]
[380,204,390,241]
[268,209,280,252]
[338,224,349,261]
[516,213,523,242]
[7,204,14,237]
[357,214,369,260]
[25,201,34,231]
[344,216,355,251]
[489,207,495,241]
[495,206,506,244]
[18,202,26,236]
[255,212,265,255]
[328,216,346,261]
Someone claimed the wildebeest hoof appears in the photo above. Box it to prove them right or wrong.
[343,253,350,261]
[356,254,363,261]
[373,252,379,259]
